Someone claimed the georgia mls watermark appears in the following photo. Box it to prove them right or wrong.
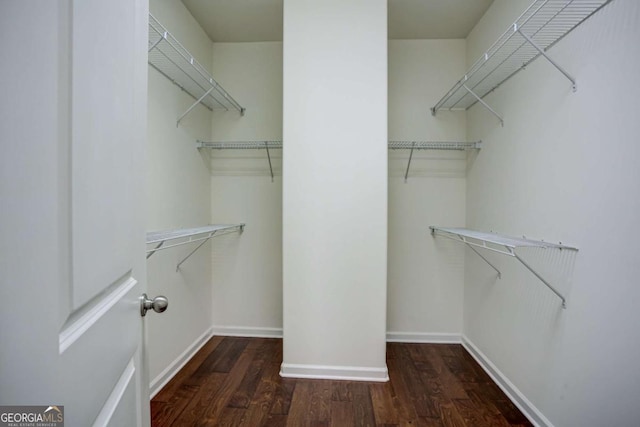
[0,406,64,427]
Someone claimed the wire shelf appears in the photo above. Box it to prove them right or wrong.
[146,224,242,245]
[430,226,578,308]
[146,224,244,269]
[148,14,245,124]
[431,0,612,123]
[197,140,481,182]
[430,227,577,251]
[198,141,478,151]
[388,141,481,151]
[197,141,283,150]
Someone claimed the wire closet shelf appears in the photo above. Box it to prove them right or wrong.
[197,140,480,183]
[431,0,612,125]
[148,14,245,125]
[430,227,578,308]
[146,224,244,271]
[198,141,479,150]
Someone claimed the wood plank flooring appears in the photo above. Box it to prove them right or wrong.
[151,337,532,426]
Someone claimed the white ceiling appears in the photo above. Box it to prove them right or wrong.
[388,0,494,39]
[182,0,284,43]
[181,0,494,43]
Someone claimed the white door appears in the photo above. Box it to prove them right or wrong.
[0,1,152,426]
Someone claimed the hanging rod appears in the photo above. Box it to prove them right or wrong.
[389,141,482,182]
[146,224,244,270]
[430,226,578,308]
[148,14,245,126]
[431,0,612,125]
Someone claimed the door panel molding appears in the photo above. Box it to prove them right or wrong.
[92,358,137,426]
[59,274,136,353]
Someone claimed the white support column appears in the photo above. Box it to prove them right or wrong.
[282,0,389,381]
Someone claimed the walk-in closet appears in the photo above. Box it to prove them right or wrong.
[142,0,640,425]
[2,0,639,426]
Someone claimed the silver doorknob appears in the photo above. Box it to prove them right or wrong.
[140,293,168,317]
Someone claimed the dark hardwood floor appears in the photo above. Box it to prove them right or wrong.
[151,337,532,426]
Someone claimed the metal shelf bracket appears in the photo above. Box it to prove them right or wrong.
[265,141,274,182]
[466,244,502,279]
[515,25,577,92]
[177,87,215,126]
[404,142,416,183]
[462,83,504,127]
[175,225,244,271]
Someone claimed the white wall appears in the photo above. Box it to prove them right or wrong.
[146,0,214,392]
[206,40,470,344]
[282,0,388,380]
[387,40,467,341]
[209,42,284,336]
[464,0,640,425]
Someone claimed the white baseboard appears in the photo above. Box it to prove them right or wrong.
[280,363,389,382]
[149,327,213,399]
[386,331,461,343]
[210,325,283,338]
[461,335,553,427]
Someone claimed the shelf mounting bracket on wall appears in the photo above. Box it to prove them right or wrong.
[462,83,504,127]
[430,226,579,308]
[404,142,416,183]
[515,25,577,92]
[177,87,215,127]
[466,244,502,279]
[146,224,245,270]
[265,141,274,182]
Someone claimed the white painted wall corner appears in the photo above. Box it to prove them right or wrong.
[149,327,213,398]
[461,335,553,427]
[210,325,283,338]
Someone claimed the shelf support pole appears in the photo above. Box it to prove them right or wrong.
[146,241,164,260]
[462,84,504,126]
[148,32,166,53]
[404,142,415,183]
[176,232,216,271]
[466,244,502,279]
[177,86,215,126]
[516,26,577,92]
[513,253,567,309]
[265,142,274,182]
